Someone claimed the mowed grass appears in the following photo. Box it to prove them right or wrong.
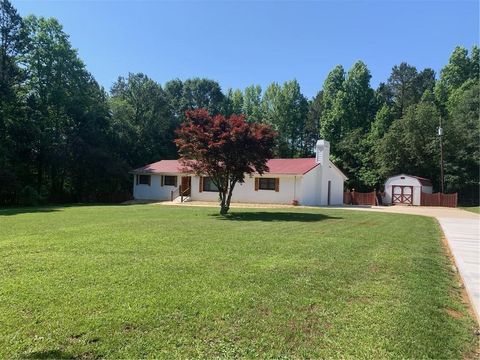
[461,206,480,214]
[0,205,477,359]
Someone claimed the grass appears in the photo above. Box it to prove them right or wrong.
[461,206,480,214]
[0,204,477,359]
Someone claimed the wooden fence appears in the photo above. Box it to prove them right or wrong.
[344,190,377,206]
[420,192,458,207]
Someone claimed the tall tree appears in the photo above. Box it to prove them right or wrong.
[262,80,308,157]
[304,91,323,156]
[242,85,262,123]
[319,65,345,142]
[110,73,176,168]
[0,0,26,203]
[343,61,375,132]
[223,88,243,116]
[443,79,479,202]
[181,78,225,115]
[386,62,419,118]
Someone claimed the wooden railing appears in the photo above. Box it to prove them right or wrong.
[421,192,457,207]
[170,187,179,201]
[171,185,190,202]
[180,186,190,202]
[344,189,376,206]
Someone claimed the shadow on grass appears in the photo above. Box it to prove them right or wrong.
[24,349,74,359]
[0,203,128,216]
[0,207,62,216]
[212,211,342,222]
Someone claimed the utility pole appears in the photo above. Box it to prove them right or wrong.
[438,117,444,194]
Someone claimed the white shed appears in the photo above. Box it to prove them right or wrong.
[384,174,433,206]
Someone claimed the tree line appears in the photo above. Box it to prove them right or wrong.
[0,0,478,205]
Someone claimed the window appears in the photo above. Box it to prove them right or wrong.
[202,177,218,192]
[259,178,277,191]
[137,175,151,185]
[163,175,177,187]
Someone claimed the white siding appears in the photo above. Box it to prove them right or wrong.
[133,174,179,201]
[314,163,345,206]
[299,167,320,206]
[190,175,301,205]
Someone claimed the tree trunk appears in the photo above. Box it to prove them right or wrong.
[219,183,236,215]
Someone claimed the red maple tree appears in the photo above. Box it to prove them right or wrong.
[175,109,276,214]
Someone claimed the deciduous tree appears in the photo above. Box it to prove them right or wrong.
[175,109,276,214]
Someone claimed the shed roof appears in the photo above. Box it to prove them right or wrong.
[386,174,432,187]
[411,175,433,186]
[132,158,322,175]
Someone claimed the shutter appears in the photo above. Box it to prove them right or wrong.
[148,176,151,186]
[161,175,164,186]
[135,175,138,185]
[275,178,279,192]
[174,176,178,187]
[199,177,203,192]
[254,178,259,191]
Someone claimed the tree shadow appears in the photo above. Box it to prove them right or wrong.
[0,203,126,216]
[212,211,342,222]
[24,349,74,359]
[0,207,61,217]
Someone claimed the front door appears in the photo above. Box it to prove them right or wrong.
[181,176,191,196]
[391,185,413,205]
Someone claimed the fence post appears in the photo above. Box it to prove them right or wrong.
[351,189,356,205]
[373,188,377,206]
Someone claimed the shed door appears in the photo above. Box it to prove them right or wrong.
[391,185,413,205]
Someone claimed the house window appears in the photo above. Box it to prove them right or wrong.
[202,177,218,192]
[163,175,177,186]
[259,178,277,191]
[137,175,151,186]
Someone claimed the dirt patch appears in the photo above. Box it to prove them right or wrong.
[356,220,378,227]
[68,334,84,343]
[446,308,464,319]
[122,324,137,332]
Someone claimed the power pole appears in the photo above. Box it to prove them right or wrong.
[438,117,444,194]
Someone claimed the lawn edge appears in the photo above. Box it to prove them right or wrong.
[435,218,479,327]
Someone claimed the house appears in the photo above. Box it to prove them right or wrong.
[131,140,347,206]
[384,174,433,206]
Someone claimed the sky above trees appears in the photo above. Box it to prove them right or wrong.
[12,0,478,98]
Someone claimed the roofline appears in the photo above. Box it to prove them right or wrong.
[329,161,349,180]
[131,158,346,178]
[131,170,314,176]
[386,174,432,186]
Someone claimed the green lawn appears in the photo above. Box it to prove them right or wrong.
[0,205,476,359]
[461,206,480,214]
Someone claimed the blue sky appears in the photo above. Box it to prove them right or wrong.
[13,0,479,98]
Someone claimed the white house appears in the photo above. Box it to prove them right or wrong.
[384,174,433,206]
[132,140,347,206]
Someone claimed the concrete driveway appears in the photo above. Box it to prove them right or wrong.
[333,205,480,321]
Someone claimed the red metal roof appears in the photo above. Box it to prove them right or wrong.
[133,160,183,174]
[132,158,319,175]
[264,158,319,175]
